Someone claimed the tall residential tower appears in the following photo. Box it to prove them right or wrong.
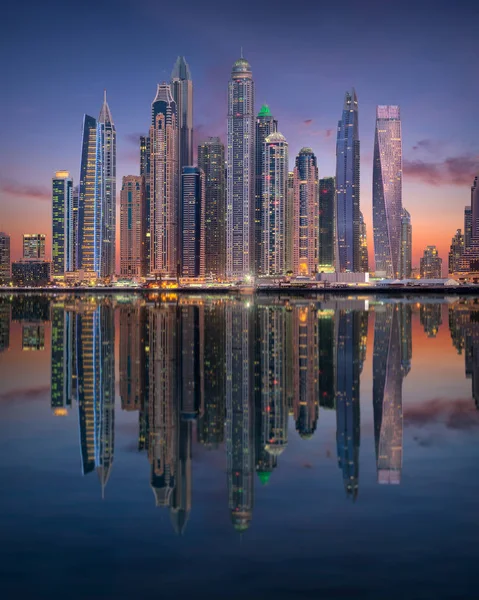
[226,56,255,280]
[52,171,73,277]
[336,90,360,273]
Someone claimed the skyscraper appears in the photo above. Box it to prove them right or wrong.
[140,136,151,266]
[471,175,479,240]
[359,211,369,273]
[319,177,335,271]
[198,137,226,278]
[400,208,412,279]
[171,57,193,180]
[449,229,464,274]
[420,245,442,278]
[226,56,255,280]
[285,172,294,274]
[373,105,403,278]
[52,170,73,277]
[464,206,472,249]
[293,148,319,277]
[51,304,74,415]
[98,91,116,279]
[0,231,10,285]
[23,234,46,260]
[336,89,360,273]
[255,105,278,272]
[78,93,116,278]
[181,167,205,278]
[150,83,178,277]
[261,131,288,276]
[120,175,146,278]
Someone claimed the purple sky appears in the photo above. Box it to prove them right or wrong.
[1,0,478,266]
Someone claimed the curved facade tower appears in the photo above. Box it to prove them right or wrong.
[373,105,403,278]
[293,148,319,277]
[226,57,255,280]
[98,92,116,279]
[261,131,288,276]
[149,83,178,277]
[336,89,360,273]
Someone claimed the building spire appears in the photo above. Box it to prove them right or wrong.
[98,89,113,124]
[240,46,243,58]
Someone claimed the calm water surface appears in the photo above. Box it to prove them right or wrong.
[0,293,478,599]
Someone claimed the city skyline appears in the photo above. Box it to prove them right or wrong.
[2,1,477,269]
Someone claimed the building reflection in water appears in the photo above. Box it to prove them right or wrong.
[373,303,407,485]
[2,293,477,534]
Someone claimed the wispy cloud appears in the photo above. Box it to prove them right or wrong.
[403,154,478,186]
[303,119,313,126]
[0,180,50,202]
[412,139,444,153]
[404,397,479,431]
[0,385,50,403]
[124,132,145,146]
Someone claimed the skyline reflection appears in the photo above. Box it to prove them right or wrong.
[0,293,478,535]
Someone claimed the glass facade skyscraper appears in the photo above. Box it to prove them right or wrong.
[0,232,10,284]
[52,171,73,277]
[293,148,319,277]
[226,57,255,280]
[78,93,116,278]
[319,177,335,271]
[359,211,369,273]
[198,137,225,278]
[171,57,193,181]
[400,208,412,279]
[120,175,146,278]
[261,131,288,276]
[181,166,205,278]
[336,89,360,273]
[373,105,403,278]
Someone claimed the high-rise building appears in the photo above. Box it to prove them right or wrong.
[255,105,278,272]
[448,229,464,274]
[400,208,412,279]
[420,303,442,338]
[464,206,472,250]
[22,324,45,351]
[336,89,360,273]
[471,176,479,240]
[318,309,336,409]
[198,137,225,279]
[0,299,10,352]
[261,131,288,276]
[319,177,335,271]
[78,93,116,278]
[171,57,193,182]
[140,136,151,266]
[120,176,146,278]
[373,304,403,484]
[72,186,79,270]
[119,302,148,412]
[226,56,255,280]
[293,148,319,277]
[52,170,73,277]
[98,91,117,279]
[23,234,46,260]
[12,260,51,286]
[420,245,442,278]
[359,211,369,273]
[373,106,403,278]
[0,232,10,284]
[285,172,294,274]
[149,83,178,277]
[181,167,205,278]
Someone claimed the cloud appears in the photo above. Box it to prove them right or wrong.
[403,154,479,186]
[124,132,146,146]
[303,119,313,126]
[0,385,50,403]
[412,139,443,153]
[0,180,50,202]
[404,397,479,431]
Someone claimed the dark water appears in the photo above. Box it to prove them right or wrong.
[0,293,478,599]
